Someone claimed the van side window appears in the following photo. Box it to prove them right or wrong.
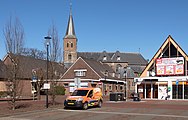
[88,90,93,98]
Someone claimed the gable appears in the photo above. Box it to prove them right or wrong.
[141,35,188,77]
[62,57,101,79]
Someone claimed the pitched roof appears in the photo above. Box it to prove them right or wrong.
[3,53,65,79]
[62,57,121,80]
[0,60,7,79]
[83,58,116,79]
[129,65,145,74]
[111,52,147,65]
[78,51,147,65]
[140,35,188,77]
[77,52,101,61]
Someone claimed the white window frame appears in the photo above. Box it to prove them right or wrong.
[74,69,87,77]
[117,56,120,61]
[103,56,107,61]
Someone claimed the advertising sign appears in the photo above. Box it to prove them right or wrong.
[156,57,184,76]
[158,85,167,100]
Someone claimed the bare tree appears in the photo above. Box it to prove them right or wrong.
[48,62,57,105]
[32,68,44,100]
[47,23,62,62]
[46,23,62,105]
[3,16,25,54]
[6,56,23,110]
[3,16,25,110]
[22,48,46,60]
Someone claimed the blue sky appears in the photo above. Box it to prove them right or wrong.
[1,0,188,61]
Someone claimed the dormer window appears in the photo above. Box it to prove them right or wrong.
[103,56,107,61]
[117,56,120,61]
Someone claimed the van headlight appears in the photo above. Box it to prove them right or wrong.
[77,98,83,101]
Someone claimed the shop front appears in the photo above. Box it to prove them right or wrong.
[135,76,188,100]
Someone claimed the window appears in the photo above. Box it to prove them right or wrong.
[103,56,107,61]
[71,90,89,96]
[109,85,112,91]
[120,85,124,90]
[105,85,107,91]
[87,90,93,98]
[116,64,122,72]
[128,81,131,90]
[75,71,86,76]
[116,85,118,90]
[71,42,73,48]
[68,54,72,60]
[74,69,87,77]
[67,43,69,47]
[117,56,120,61]
[64,83,69,87]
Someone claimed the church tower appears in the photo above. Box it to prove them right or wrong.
[63,5,77,67]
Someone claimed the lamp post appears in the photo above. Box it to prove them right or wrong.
[44,36,51,108]
[124,71,127,101]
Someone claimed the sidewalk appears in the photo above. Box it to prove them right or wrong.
[1,95,188,117]
[0,96,37,102]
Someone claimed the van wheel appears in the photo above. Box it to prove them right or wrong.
[98,100,102,108]
[83,102,88,110]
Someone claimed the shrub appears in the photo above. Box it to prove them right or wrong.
[55,85,66,95]
[0,91,7,97]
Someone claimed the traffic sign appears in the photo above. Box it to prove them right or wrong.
[176,80,179,85]
[43,83,50,89]
[32,76,37,82]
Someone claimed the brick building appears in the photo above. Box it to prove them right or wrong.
[0,53,65,97]
[62,7,148,96]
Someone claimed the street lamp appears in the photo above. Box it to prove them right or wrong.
[44,36,51,108]
[124,70,127,101]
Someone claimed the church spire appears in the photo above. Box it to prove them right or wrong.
[64,1,76,38]
[63,1,77,67]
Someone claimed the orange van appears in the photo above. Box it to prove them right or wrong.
[64,87,103,110]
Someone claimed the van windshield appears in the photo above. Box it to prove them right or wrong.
[71,90,89,96]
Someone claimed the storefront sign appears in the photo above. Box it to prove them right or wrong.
[156,57,184,76]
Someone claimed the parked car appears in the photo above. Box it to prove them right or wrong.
[64,87,103,110]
